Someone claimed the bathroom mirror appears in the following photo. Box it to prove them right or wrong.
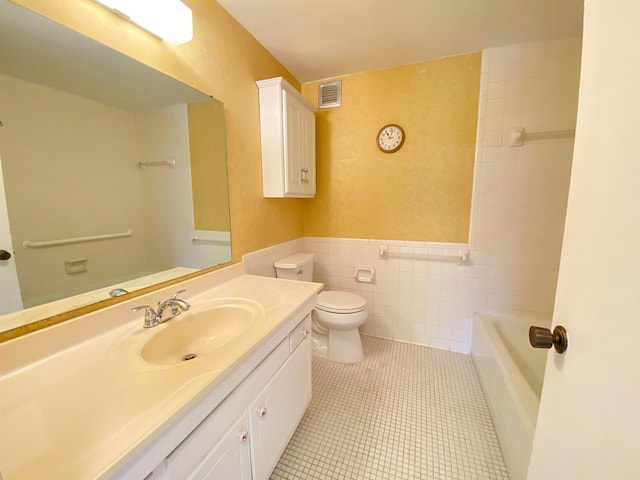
[0,0,232,336]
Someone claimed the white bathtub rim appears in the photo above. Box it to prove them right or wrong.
[473,313,544,438]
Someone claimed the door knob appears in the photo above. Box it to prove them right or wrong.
[0,249,11,260]
[529,325,568,354]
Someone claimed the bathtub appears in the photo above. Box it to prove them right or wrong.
[471,314,549,480]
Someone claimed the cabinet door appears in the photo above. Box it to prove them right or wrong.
[249,337,312,480]
[283,90,315,197]
[189,415,251,480]
[300,104,316,195]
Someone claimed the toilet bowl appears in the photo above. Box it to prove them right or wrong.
[313,290,367,363]
[274,253,368,363]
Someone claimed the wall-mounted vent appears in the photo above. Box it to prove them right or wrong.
[318,80,341,108]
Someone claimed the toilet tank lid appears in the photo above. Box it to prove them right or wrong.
[274,252,315,269]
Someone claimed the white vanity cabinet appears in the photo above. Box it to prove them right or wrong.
[183,415,251,480]
[257,77,316,198]
[148,314,312,480]
[249,332,311,480]
[151,410,252,480]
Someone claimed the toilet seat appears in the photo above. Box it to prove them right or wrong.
[316,291,366,314]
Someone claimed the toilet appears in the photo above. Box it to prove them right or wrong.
[274,253,367,363]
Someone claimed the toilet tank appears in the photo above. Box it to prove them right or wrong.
[274,253,315,282]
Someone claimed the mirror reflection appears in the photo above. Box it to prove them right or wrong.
[0,0,231,334]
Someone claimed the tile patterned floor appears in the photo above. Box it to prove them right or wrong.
[271,336,509,480]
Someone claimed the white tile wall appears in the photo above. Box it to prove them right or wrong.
[470,38,582,324]
[243,238,473,353]
[244,39,582,355]
[304,237,473,353]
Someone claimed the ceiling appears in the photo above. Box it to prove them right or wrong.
[216,0,584,83]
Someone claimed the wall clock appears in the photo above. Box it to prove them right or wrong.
[377,124,405,153]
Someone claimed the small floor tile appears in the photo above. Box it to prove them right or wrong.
[270,336,509,480]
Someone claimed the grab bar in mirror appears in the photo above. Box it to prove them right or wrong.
[137,158,176,169]
[22,229,133,249]
[192,230,231,245]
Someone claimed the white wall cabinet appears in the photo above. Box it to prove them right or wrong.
[257,77,316,198]
[148,314,312,480]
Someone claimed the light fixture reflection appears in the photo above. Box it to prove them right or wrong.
[93,0,193,45]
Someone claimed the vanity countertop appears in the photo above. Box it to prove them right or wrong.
[0,272,321,480]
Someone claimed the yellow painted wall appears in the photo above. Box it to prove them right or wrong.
[188,100,231,232]
[12,0,305,262]
[14,0,481,254]
[301,54,481,243]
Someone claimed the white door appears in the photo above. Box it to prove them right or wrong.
[528,1,640,478]
[0,146,23,314]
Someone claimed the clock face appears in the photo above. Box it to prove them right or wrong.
[377,124,405,153]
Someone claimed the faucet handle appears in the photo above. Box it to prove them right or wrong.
[171,289,187,300]
[132,305,154,314]
[132,305,157,328]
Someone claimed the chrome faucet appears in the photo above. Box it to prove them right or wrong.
[131,289,191,328]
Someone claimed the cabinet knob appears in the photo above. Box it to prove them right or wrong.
[238,430,248,443]
[258,407,267,418]
[303,329,310,338]
[0,249,11,261]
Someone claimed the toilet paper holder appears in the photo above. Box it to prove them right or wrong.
[354,267,376,283]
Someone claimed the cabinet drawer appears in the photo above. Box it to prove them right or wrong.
[289,314,311,352]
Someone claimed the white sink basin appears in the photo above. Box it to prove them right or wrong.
[142,299,263,365]
[110,298,265,368]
